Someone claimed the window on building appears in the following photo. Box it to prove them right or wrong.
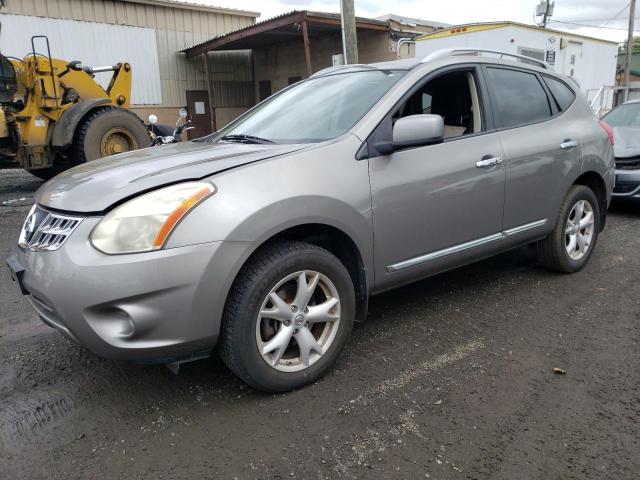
[393,70,483,138]
[259,80,272,101]
[517,47,545,62]
[486,68,551,128]
[543,75,576,111]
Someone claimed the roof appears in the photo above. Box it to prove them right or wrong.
[119,0,258,18]
[374,14,449,30]
[182,10,389,58]
[416,21,618,45]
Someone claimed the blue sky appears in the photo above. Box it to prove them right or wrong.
[192,0,634,42]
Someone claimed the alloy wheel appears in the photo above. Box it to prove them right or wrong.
[565,199,595,261]
[255,270,341,372]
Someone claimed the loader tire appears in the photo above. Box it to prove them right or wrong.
[28,107,150,181]
[70,106,150,163]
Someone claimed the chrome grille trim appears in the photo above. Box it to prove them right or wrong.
[18,205,83,252]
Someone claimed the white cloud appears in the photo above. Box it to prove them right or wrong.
[192,0,632,42]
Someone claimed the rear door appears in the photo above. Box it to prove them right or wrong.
[483,66,582,238]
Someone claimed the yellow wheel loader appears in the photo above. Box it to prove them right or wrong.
[0,36,150,179]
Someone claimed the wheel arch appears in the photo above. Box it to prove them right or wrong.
[234,223,370,323]
[573,170,607,231]
[50,98,112,148]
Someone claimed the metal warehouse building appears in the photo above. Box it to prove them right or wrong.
[0,0,258,129]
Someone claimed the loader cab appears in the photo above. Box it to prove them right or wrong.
[0,54,18,104]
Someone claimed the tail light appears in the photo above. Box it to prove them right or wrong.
[599,121,614,145]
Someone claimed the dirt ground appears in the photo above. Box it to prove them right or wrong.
[1,169,639,480]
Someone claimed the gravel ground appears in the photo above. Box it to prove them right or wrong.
[1,169,639,479]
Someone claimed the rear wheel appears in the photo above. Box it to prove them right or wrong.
[28,107,149,180]
[219,241,355,392]
[538,185,600,273]
[71,106,150,162]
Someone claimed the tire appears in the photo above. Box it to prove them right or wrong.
[538,185,600,273]
[27,107,150,180]
[219,241,355,392]
[69,106,150,164]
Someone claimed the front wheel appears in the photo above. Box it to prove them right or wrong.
[219,241,355,392]
[538,185,600,273]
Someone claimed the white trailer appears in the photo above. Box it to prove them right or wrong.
[415,22,619,112]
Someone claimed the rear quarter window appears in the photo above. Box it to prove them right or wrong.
[485,67,552,129]
[543,75,576,111]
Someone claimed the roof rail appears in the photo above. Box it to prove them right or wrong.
[310,64,378,78]
[421,48,549,69]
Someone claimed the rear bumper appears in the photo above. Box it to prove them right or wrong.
[9,216,250,362]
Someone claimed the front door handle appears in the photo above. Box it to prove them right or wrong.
[560,139,578,150]
[476,156,503,168]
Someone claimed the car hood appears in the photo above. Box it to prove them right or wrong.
[612,126,640,158]
[35,141,308,213]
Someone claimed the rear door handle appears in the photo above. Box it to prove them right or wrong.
[476,156,503,168]
[560,139,578,150]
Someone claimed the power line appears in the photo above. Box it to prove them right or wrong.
[555,16,640,23]
[597,1,630,31]
[549,19,638,31]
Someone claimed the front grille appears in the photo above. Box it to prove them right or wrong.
[613,182,639,194]
[615,156,640,170]
[18,205,83,251]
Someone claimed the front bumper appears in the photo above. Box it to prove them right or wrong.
[613,167,640,199]
[8,216,249,362]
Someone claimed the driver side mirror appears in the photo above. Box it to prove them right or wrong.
[392,114,444,150]
[375,114,444,155]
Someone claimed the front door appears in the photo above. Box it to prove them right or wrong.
[369,67,506,291]
[185,90,213,140]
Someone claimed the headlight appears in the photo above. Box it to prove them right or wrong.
[90,181,215,254]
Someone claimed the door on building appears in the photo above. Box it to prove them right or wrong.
[563,41,582,78]
[185,90,213,140]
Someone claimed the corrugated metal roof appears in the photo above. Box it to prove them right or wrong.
[182,10,390,56]
[374,14,449,30]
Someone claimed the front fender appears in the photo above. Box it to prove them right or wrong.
[165,136,374,278]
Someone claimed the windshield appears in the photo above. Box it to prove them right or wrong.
[603,103,640,128]
[215,70,407,144]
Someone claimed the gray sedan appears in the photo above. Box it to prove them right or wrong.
[7,50,614,392]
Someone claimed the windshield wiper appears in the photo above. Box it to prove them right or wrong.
[220,134,275,144]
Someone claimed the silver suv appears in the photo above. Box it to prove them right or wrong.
[8,50,614,392]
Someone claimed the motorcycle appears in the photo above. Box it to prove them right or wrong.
[148,108,194,146]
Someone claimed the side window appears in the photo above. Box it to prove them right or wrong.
[393,69,483,139]
[543,75,576,111]
[485,67,552,128]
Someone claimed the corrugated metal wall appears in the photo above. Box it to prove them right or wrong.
[1,0,256,107]
[0,14,162,104]
[209,51,254,107]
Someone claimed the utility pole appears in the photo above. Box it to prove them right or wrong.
[536,0,554,28]
[625,0,637,101]
[541,1,550,27]
[340,0,358,64]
